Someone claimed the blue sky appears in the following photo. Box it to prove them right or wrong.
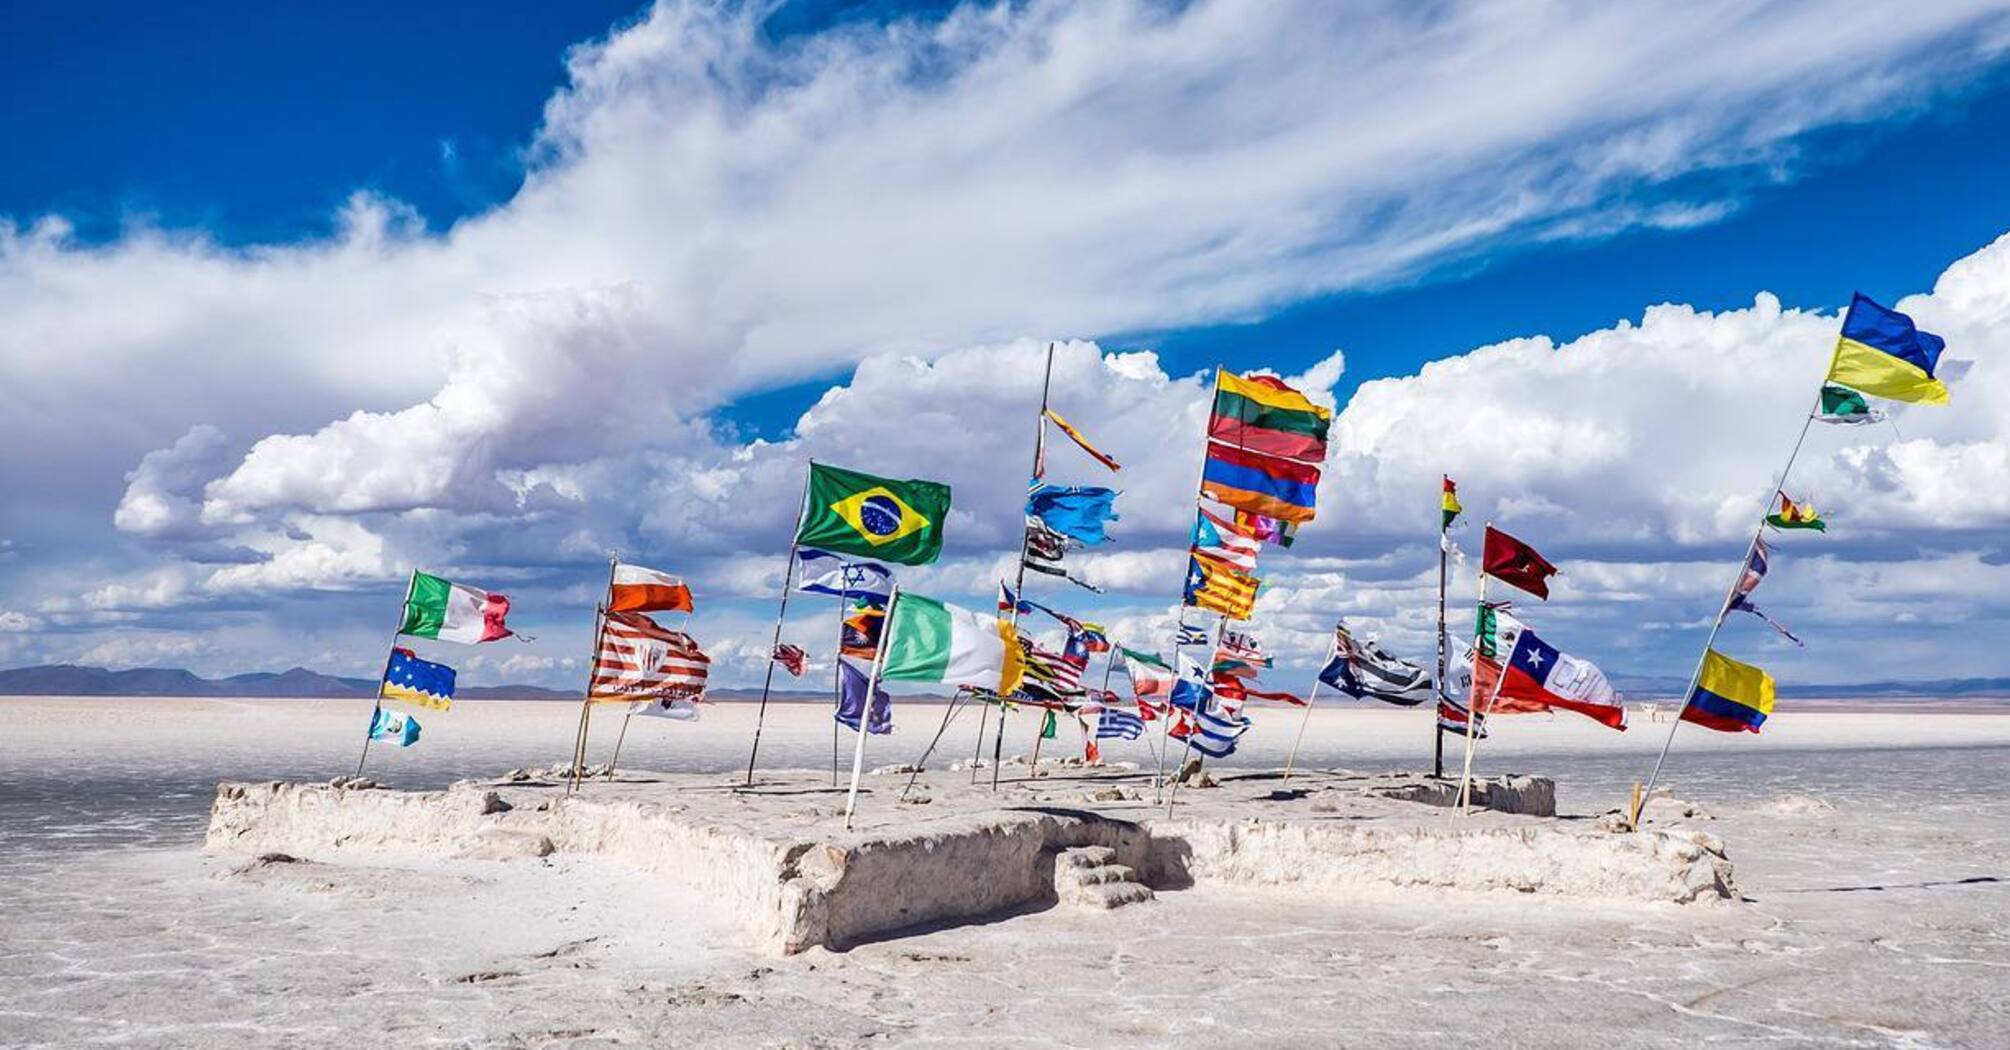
[5,1,2010,693]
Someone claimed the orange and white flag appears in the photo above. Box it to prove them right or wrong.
[608,563,694,614]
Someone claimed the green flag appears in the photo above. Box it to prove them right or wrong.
[1040,709,1058,739]
[795,463,952,565]
[1816,383,1884,426]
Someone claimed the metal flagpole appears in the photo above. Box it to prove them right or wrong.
[969,694,990,783]
[843,585,900,829]
[1281,636,1332,783]
[831,588,847,787]
[1633,394,1824,826]
[1166,616,1228,816]
[568,555,620,794]
[1157,365,1226,800]
[903,687,971,799]
[993,342,1056,791]
[355,570,419,779]
[745,471,815,785]
[1435,501,1451,779]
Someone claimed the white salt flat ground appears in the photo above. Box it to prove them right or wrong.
[4,698,2010,1048]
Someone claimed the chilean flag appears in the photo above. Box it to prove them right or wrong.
[1495,626,1627,730]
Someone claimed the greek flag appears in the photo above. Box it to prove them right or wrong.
[1094,707,1145,740]
[1176,622,1209,647]
[1175,704,1251,758]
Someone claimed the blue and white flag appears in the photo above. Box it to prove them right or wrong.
[797,548,895,602]
[834,656,892,735]
[1094,707,1145,740]
[367,706,421,747]
[1175,622,1209,647]
[1170,654,1214,712]
[1175,704,1250,758]
[1025,484,1120,546]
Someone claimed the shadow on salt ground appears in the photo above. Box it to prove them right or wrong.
[1775,874,2006,893]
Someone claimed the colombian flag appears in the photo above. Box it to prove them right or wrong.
[1681,649,1775,734]
[1826,293,1949,405]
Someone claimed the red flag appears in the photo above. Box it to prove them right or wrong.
[1481,525,1558,600]
[772,643,808,677]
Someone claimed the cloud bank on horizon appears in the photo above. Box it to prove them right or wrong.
[4,0,2010,686]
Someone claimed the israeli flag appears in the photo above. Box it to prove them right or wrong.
[796,548,895,602]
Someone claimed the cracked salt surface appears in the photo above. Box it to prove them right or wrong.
[5,698,2010,1047]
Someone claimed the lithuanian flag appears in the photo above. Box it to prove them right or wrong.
[1207,369,1332,463]
[1825,293,1949,405]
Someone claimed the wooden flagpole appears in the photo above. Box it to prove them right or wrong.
[1281,634,1332,783]
[568,555,619,793]
[969,694,990,783]
[1435,493,1452,779]
[1632,393,1823,826]
[744,470,815,785]
[1027,707,1049,779]
[1453,562,1494,814]
[843,585,900,829]
[1091,644,1118,766]
[355,570,420,778]
[992,342,1056,791]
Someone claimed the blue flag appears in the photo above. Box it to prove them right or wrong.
[1026,484,1120,546]
[381,648,456,710]
[835,656,892,734]
[367,706,421,747]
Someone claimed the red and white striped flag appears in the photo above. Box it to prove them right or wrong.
[589,612,709,701]
[773,643,808,677]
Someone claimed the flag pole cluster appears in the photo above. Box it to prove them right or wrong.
[1633,293,1953,824]
[355,570,519,776]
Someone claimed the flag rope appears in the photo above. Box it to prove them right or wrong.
[1632,392,1823,826]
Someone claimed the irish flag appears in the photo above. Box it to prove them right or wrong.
[879,593,1024,695]
[398,571,514,644]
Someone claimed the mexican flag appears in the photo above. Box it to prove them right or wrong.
[398,571,514,644]
[879,593,1024,695]
[795,463,952,566]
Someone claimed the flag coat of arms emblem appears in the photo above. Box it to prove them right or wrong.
[796,464,951,566]
[589,612,710,701]
[367,705,422,746]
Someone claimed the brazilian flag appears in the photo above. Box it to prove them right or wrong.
[796,463,952,565]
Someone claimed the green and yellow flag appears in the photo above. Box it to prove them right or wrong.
[796,463,952,565]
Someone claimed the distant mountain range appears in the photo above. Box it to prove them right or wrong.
[0,663,838,702]
[3,663,2004,702]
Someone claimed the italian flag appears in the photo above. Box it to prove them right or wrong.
[398,571,514,644]
[879,593,1024,695]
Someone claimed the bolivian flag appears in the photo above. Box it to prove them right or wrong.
[1681,649,1775,734]
[1825,293,1949,405]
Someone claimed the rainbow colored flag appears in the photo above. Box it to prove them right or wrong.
[1207,370,1332,463]
[1681,649,1775,734]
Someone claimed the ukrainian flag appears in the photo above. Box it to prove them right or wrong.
[1826,293,1949,405]
[1680,649,1774,734]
